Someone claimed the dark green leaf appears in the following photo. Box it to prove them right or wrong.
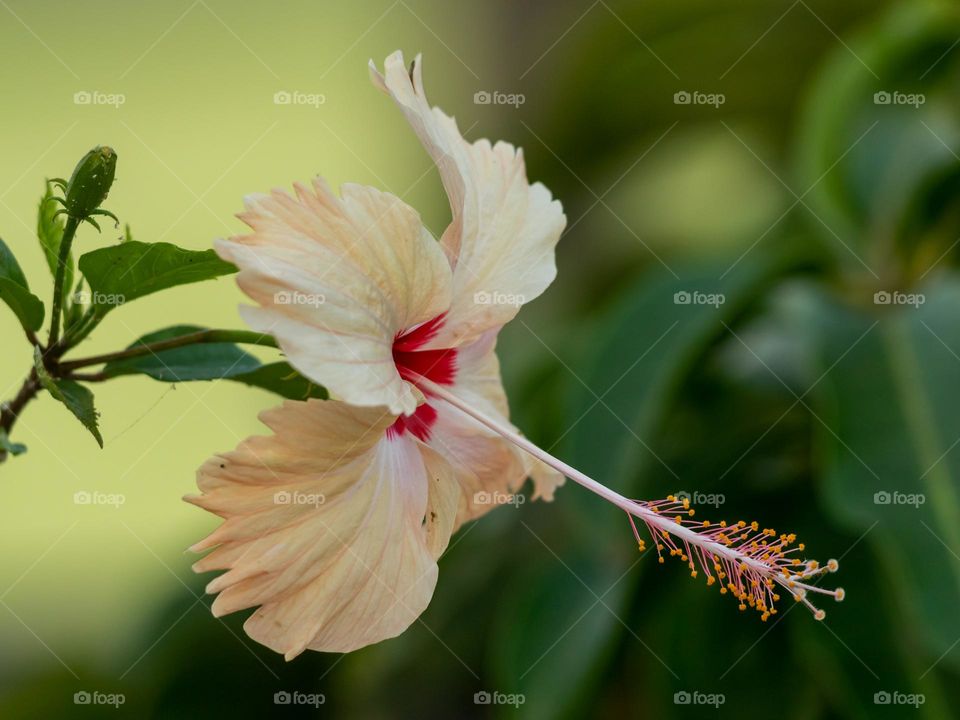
[102,325,260,382]
[78,241,236,312]
[228,362,327,400]
[0,237,45,331]
[809,277,960,673]
[495,248,798,720]
[34,347,103,447]
[797,3,960,267]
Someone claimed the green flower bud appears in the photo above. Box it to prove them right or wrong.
[63,146,117,220]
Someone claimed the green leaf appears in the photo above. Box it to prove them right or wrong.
[797,3,960,267]
[494,248,798,720]
[37,181,73,307]
[102,325,260,382]
[0,430,26,456]
[34,347,103,447]
[228,362,327,400]
[809,276,960,673]
[78,241,236,312]
[0,237,45,331]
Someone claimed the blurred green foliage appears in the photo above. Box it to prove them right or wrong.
[4,0,960,718]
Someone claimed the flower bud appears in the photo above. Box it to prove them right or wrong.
[63,146,117,220]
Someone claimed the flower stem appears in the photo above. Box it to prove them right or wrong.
[59,329,279,372]
[414,374,768,570]
[47,216,80,350]
[412,372,843,621]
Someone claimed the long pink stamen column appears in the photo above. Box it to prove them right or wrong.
[412,373,845,621]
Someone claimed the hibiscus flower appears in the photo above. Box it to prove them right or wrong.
[186,52,842,660]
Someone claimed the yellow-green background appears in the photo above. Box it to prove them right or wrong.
[2,0,959,718]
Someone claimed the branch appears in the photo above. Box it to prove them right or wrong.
[59,329,279,372]
[0,369,40,463]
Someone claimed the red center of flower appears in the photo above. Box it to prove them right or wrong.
[387,313,457,441]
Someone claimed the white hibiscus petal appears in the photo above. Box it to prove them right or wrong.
[425,331,563,528]
[217,179,452,415]
[186,399,459,657]
[371,51,566,347]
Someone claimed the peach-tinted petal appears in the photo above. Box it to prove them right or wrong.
[370,52,566,348]
[426,331,563,528]
[216,180,452,416]
[186,399,460,658]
